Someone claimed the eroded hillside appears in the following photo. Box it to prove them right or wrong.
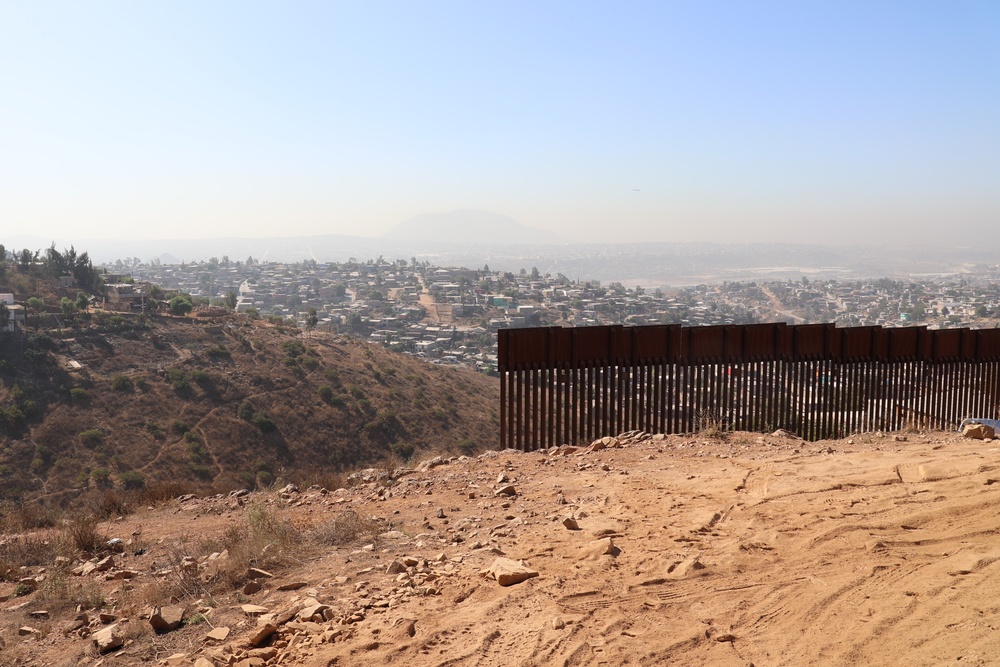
[0,314,499,506]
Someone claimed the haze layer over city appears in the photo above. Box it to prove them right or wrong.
[3,1,997,257]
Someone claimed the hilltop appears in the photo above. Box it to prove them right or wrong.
[383,210,565,245]
[0,312,499,508]
[2,428,997,665]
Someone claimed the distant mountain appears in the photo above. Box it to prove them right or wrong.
[383,209,565,245]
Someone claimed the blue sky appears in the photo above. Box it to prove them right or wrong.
[1,1,997,245]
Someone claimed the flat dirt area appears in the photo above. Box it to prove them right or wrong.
[4,428,1000,666]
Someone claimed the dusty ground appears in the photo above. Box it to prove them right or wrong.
[4,428,1000,666]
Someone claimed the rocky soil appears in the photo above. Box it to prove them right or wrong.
[4,428,1000,666]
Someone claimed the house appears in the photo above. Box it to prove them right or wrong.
[0,294,25,332]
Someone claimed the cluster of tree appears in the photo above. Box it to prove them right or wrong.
[0,242,101,291]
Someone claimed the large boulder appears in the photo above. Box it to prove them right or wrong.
[963,423,996,440]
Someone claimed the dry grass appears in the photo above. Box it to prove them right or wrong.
[312,508,385,547]
[696,409,727,439]
[0,533,70,581]
[64,514,106,555]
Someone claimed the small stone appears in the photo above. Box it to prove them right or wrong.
[386,560,407,574]
[150,605,184,633]
[482,558,538,586]
[243,581,262,595]
[92,624,123,653]
[276,581,307,591]
[562,517,580,530]
[18,626,41,636]
[495,485,517,497]
[247,567,273,580]
[93,555,115,572]
[241,604,269,616]
[249,622,278,647]
[205,626,231,641]
[552,617,565,630]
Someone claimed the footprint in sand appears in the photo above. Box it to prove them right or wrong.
[740,462,774,497]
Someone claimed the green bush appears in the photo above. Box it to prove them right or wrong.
[69,387,90,403]
[118,471,144,490]
[111,375,134,392]
[0,405,26,435]
[168,295,193,316]
[317,385,333,403]
[145,421,164,439]
[78,429,104,447]
[171,420,190,434]
[237,400,254,421]
[389,441,415,460]
[206,345,231,359]
[91,468,112,488]
[251,412,277,433]
[20,399,42,421]
[189,369,212,385]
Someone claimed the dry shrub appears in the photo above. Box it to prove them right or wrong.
[130,480,198,506]
[63,515,106,555]
[214,501,302,590]
[0,500,60,533]
[696,409,727,439]
[39,568,104,612]
[312,508,384,547]
[0,534,66,580]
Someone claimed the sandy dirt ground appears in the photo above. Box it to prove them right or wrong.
[5,428,1000,666]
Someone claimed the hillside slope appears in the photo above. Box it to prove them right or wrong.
[0,314,499,505]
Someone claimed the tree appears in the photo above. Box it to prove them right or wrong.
[0,244,6,261]
[0,303,10,332]
[18,248,35,269]
[224,291,238,310]
[305,307,318,335]
[76,292,90,311]
[27,297,45,329]
[60,297,75,320]
[168,295,193,316]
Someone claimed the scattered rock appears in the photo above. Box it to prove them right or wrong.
[562,517,581,530]
[963,423,996,440]
[150,605,185,633]
[205,626,231,641]
[249,622,279,647]
[241,604,269,616]
[16,577,38,593]
[495,485,517,497]
[92,624,123,653]
[276,581,307,591]
[482,558,539,586]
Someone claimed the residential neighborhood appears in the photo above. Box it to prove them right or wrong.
[78,257,1000,375]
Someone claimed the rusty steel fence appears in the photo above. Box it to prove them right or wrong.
[498,323,1000,450]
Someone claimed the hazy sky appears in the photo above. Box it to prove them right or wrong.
[2,1,998,246]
